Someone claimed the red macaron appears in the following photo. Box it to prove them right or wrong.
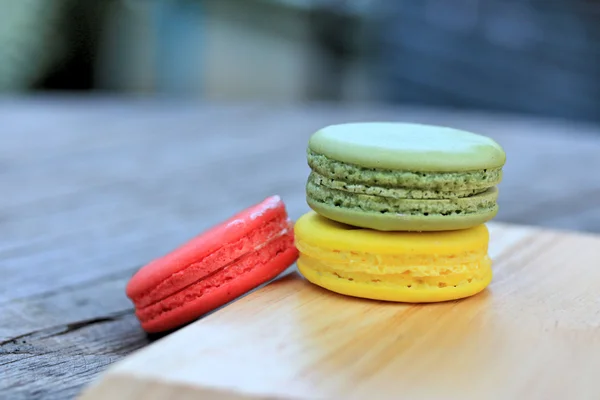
[126,195,298,332]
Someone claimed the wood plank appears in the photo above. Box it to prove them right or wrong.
[0,271,134,341]
[1,313,148,400]
[79,222,600,400]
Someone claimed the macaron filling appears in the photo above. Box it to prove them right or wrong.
[310,171,487,199]
[308,150,502,193]
[307,175,498,217]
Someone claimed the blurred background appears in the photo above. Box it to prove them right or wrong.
[2,0,599,122]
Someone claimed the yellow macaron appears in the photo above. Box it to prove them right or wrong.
[294,211,492,303]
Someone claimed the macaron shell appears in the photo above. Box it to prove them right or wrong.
[307,196,498,231]
[294,211,489,254]
[132,215,291,309]
[308,122,506,172]
[138,233,298,332]
[126,195,286,301]
[298,258,492,303]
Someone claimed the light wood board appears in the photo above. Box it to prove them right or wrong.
[78,222,600,400]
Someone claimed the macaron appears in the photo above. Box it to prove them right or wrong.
[306,122,506,231]
[294,211,492,303]
[126,195,299,333]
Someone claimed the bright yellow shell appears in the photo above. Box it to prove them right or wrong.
[294,211,492,302]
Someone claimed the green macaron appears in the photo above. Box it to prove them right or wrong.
[305,122,506,231]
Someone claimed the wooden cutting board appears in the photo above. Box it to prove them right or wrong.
[79,222,600,400]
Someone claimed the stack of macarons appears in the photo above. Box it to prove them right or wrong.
[294,122,506,303]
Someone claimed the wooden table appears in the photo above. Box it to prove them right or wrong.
[2,97,600,399]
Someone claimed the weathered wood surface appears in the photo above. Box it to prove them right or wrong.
[1,96,600,399]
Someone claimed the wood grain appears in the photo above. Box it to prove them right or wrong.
[79,222,600,400]
[2,97,600,399]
